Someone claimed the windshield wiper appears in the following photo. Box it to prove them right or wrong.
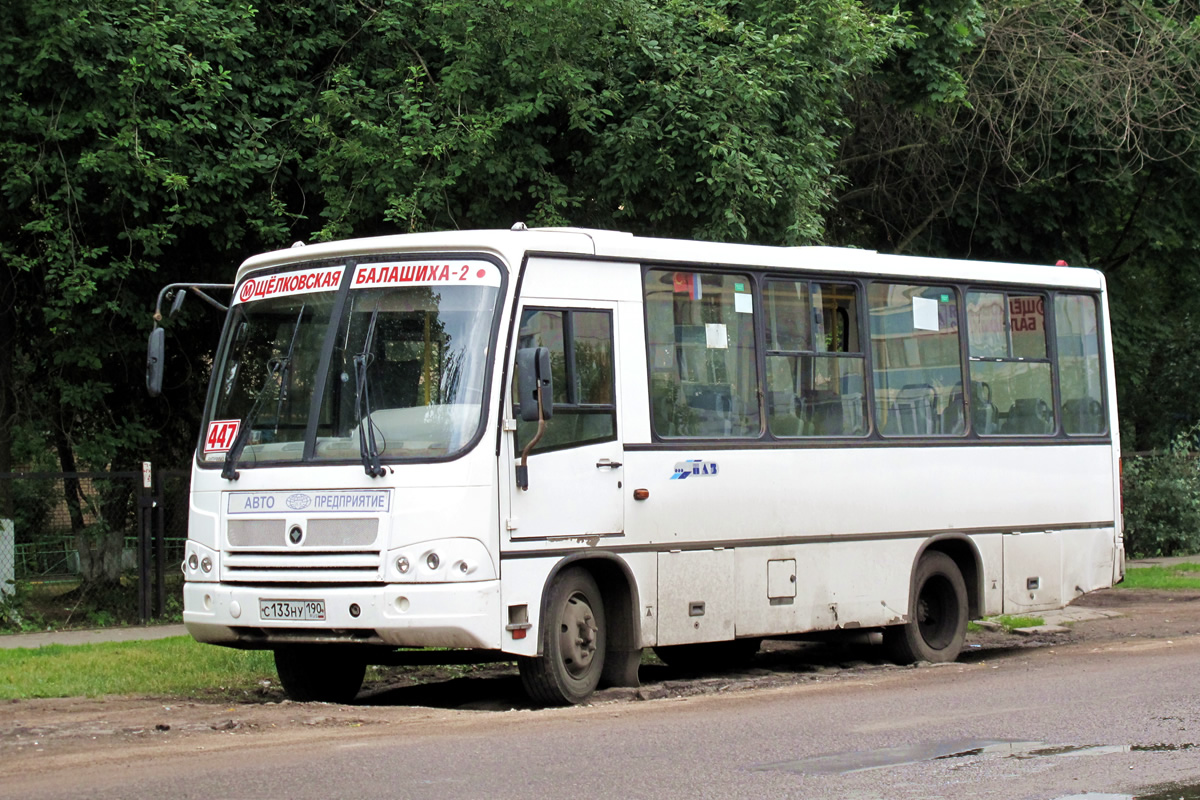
[221,305,306,481]
[354,307,386,477]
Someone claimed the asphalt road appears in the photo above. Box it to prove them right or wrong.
[4,633,1200,800]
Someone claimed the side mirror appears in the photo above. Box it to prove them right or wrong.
[516,346,554,422]
[146,327,165,397]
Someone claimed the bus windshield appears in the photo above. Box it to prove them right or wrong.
[203,259,502,467]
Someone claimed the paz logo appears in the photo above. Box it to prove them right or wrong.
[286,493,312,510]
[670,459,718,480]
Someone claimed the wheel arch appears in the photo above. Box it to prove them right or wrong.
[912,534,984,620]
[536,552,642,688]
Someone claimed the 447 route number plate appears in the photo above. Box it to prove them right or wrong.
[259,599,326,621]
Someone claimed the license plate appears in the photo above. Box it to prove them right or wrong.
[259,599,326,621]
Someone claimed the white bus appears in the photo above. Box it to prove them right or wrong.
[153,226,1122,705]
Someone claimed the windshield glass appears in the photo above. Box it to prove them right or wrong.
[201,258,502,467]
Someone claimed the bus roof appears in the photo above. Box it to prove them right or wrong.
[235,226,1105,291]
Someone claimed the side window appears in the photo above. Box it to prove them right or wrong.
[764,280,867,437]
[514,308,616,453]
[966,291,1055,435]
[868,283,965,436]
[1055,294,1105,435]
[644,269,760,438]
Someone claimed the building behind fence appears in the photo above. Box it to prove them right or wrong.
[0,467,188,630]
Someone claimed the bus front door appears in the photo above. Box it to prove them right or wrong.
[506,303,624,541]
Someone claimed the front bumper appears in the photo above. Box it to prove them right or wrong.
[183,580,501,650]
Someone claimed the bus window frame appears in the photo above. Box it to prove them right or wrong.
[638,258,1112,449]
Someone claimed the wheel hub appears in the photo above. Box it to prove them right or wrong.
[916,576,953,649]
[559,594,598,677]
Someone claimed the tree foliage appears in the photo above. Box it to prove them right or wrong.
[4,0,1200,482]
[0,0,904,478]
[296,0,906,243]
[834,0,1200,450]
[1122,430,1200,558]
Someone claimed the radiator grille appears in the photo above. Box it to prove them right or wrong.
[223,519,382,582]
[221,549,383,583]
[227,519,285,547]
[305,518,379,547]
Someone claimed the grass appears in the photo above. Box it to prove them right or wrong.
[969,614,1045,633]
[1119,563,1200,590]
[0,637,276,700]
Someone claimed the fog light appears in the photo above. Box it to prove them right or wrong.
[349,603,361,618]
[188,553,199,571]
[426,553,440,570]
[459,561,469,574]
[200,556,212,573]
[396,556,410,574]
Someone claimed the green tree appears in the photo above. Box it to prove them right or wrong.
[1,0,908,494]
[832,0,1200,450]
[297,0,907,244]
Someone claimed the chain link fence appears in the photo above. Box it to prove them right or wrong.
[0,468,188,632]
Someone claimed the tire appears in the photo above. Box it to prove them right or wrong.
[519,568,607,705]
[274,646,366,703]
[884,551,968,665]
[653,638,762,671]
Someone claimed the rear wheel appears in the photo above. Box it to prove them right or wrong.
[884,551,968,664]
[519,568,606,705]
[274,646,366,703]
[653,638,762,672]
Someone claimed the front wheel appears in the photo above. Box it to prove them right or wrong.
[884,551,968,665]
[274,646,366,703]
[519,568,607,705]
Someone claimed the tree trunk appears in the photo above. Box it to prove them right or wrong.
[75,530,125,585]
[52,412,85,532]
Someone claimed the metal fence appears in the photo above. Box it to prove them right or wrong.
[0,467,189,631]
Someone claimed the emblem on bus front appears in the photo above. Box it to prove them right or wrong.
[670,459,719,479]
[286,493,312,510]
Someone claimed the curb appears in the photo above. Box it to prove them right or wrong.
[0,624,188,650]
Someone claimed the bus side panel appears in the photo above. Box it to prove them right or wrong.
[622,446,1115,554]
[624,444,1114,641]
[1002,526,1116,615]
[1002,530,1064,613]
[975,532,1005,617]
[732,541,913,638]
[657,549,735,644]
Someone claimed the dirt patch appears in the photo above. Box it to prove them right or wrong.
[1070,587,1200,638]
[2,587,1198,768]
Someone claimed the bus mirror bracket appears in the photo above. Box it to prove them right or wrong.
[515,346,553,490]
[145,282,233,397]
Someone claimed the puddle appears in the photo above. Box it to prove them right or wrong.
[753,739,1198,776]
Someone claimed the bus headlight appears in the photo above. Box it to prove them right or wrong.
[386,538,496,583]
[183,542,219,582]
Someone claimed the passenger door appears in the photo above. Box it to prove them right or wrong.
[506,303,624,541]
